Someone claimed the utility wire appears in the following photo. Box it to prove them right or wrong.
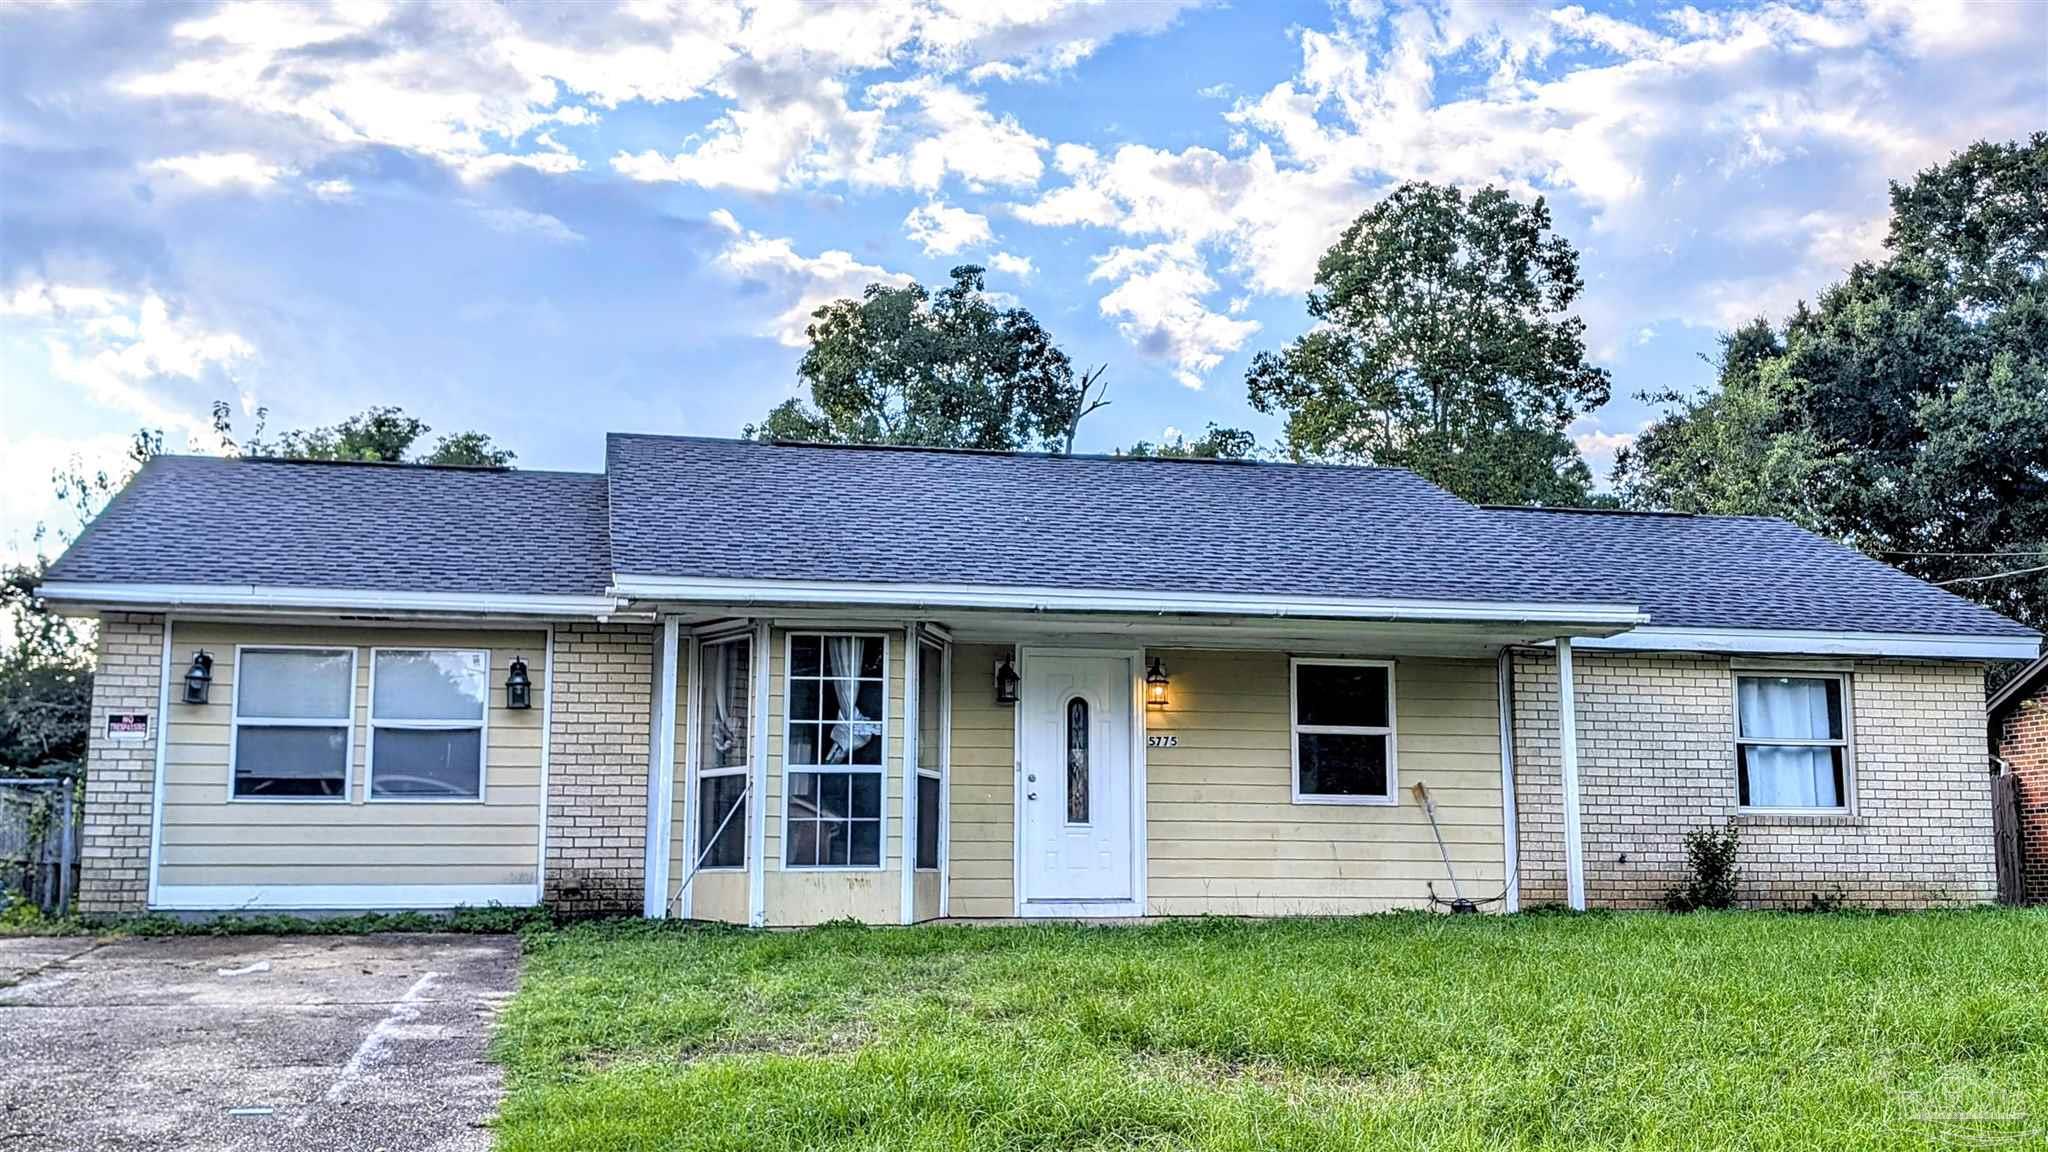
[1882,549,2048,559]
[1936,563,2048,586]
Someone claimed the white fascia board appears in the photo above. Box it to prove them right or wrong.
[1572,626,2041,661]
[36,581,620,619]
[150,883,538,911]
[610,574,1648,629]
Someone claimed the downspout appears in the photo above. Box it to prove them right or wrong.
[1496,648,1520,913]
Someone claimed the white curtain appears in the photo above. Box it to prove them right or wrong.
[1738,677,1839,807]
[825,637,875,764]
[709,644,736,762]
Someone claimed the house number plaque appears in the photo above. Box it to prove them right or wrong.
[1147,734,1178,748]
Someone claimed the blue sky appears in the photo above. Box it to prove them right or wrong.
[3,0,2044,562]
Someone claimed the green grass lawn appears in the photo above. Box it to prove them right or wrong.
[492,911,2047,1151]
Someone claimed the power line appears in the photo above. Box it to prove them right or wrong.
[1882,549,2048,559]
[1936,563,2048,586]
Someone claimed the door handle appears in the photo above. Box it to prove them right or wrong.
[1027,792,1039,800]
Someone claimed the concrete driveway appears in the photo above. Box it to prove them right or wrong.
[0,933,519,1152]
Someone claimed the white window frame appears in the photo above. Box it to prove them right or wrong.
[366,647,491,805]
[913,635,948,873]
[228,644,357,805]
[693,633,753,871]
[1732,670,1854,815]
[1289,657,1399,806]
[780,630,890,872]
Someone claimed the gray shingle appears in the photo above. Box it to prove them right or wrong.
[605,435,1632,606]
[1486,506,2035,638]
[46,455,611,597]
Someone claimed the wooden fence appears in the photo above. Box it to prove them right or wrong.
[1992,772,2024,906]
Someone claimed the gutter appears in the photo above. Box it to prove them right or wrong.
[34,580,631,621]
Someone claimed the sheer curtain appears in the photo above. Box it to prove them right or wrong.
[709,645,736,763]
[1738,677,1839,807]
[825,637,875,764]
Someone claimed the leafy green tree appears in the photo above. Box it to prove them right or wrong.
[1244,182,1611,505]
[1615,134,2048,629]
[241,405,516,466]
[1120,424,1257,460]
[749,265,1108,453]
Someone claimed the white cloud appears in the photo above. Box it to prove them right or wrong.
[1088,243,1259,389]
[1570,418,1645,489]
[306,178,356,203]
[988,251,1035,278]
[903,201,993,255]
[144,152,288,190]
[711,212,913,346]
[472,205,583,243]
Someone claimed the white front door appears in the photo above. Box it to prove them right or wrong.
[1019,651,1135,910]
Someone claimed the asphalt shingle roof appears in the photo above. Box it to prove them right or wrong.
[1486,506,2036,638]
[604,435,1634,607]
[45,455,611,597]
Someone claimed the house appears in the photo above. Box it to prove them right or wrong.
[40,435,2041,922]
[1989,656,2048,904]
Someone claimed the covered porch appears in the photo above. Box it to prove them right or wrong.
[640,594,1630,927]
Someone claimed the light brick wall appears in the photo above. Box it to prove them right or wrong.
[1512,650,1994,909]
[544,621,656,914]
[1999,690,2048,904]
[77,613,165,914]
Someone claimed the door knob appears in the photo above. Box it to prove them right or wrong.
[1027,792,1039,800]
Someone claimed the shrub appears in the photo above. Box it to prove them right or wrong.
[1663,819,1741,911]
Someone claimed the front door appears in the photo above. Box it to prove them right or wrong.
[1020,651,1134,909]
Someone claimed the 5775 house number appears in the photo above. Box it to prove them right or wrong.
[1147,734,1178,748]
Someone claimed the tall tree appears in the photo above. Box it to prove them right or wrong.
[748,265,1107,453]
[1244,182,1611,505]
[1119,424,1258,460]
[241,405,515,466]
[1614,134,2048,630]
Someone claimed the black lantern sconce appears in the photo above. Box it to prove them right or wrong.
[993,655,1020,705]
[506,657,534,710]
[1145,657,1170,710]
[182,651,214,705]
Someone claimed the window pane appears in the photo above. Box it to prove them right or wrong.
[918,646,943,774]
[789,678,820,723]
[234,726,348,798]
[848,723,883,765]
[1298,732,1389,797]
[373,650,487,722]
[787,820,819,867]
[697,774,746,868]
[821,819,850,866]
[238,650,352,719]
[850,771,879,818]
[1066,697,1090,824]
[700,640,752,771]
[788,723,820,767]
[850,819,880,866]
[371,728,482,798]
[1740,745,1845,808]
[856,681,882,721]
[791,635,821,676]
[1737,677,1843,741]
[1297,664,1390,728]
[916,774,940,870]
[858,637,884,678]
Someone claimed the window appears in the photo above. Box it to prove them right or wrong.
[1065,697,1090,824]
[1736,674,1849,810]
[1291,659,1397,804]
[915,640,944,871]
[232,647,354,801]
[369,649,487,800]
[696,637,751,869]
[784,633,885,868]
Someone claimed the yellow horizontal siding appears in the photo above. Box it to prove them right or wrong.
[945,643,1015,916]
[157,621,547,892]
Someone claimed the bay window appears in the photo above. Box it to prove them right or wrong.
[784,633,886,868]
[1735,673,1850,811]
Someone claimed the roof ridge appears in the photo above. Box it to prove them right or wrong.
[149,453,604,480]
[610,431,1427,476]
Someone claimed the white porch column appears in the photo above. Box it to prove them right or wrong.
[899,625,920,924]
[1496,649,1520,914]
[643,616,681,918]
[1557,636,1586,911]
[747,619,771,927]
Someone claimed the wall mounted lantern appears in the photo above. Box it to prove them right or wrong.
[1145,657,1170,710]
[182,651,214,705]
[994,655,1020,705]
[506,657,533,710]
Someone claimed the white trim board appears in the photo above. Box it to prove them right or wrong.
[1571,627,2039,661]
[151,883,538,911]
[614,575,1646,628]
[37,581,620,619]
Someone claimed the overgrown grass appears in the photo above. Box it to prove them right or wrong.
[0,902,553,937]
[493,910,2048,1151]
